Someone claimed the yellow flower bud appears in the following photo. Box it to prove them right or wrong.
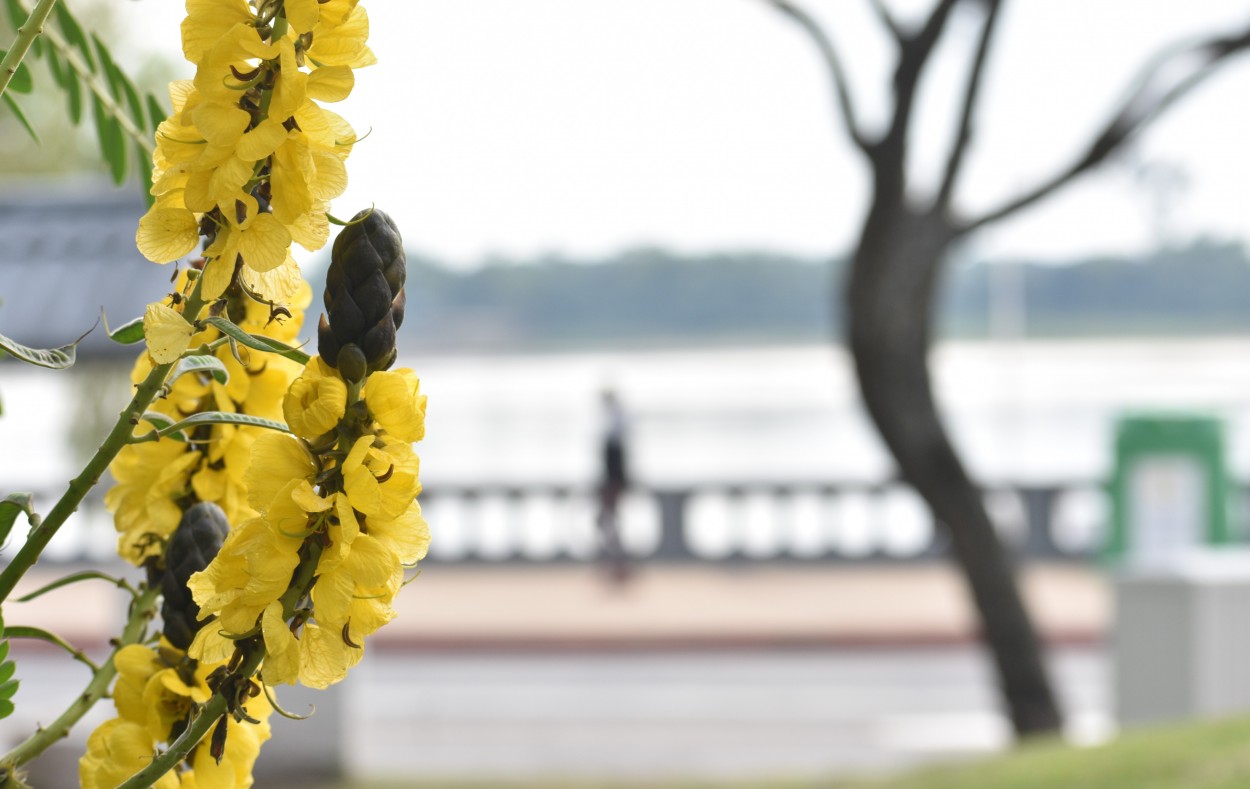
[282,356,348,440]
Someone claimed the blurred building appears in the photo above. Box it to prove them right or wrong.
[0,182,170,359]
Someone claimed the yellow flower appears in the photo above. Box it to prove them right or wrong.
[283,357,348,440]
[364,368,426,442]
[107,443,202,564]
[143,302,194,364]
[308,4,376,69]
[188,512,303,640]
[342,435,421,520]
[80,719,179,789]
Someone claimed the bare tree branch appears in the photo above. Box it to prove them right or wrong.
[767,0,872,153]
[935,0,1003,209]
[866,0,903,42]
[962,23,1250,234]
[876,0,961,183]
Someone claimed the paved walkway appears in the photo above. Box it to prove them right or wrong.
[7,560,1108,650]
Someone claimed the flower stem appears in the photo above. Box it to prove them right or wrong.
[0,585,161,769]
[0,282,209,604]
[0,0,55,99]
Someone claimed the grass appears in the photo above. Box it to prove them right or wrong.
[338,714,1250,789]
[846,713,1250,789]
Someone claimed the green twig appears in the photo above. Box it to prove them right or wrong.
[1,585,160,768]
[0,280,208,604]
[0,0,55,99]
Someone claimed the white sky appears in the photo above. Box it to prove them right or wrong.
[114,1,1250,267]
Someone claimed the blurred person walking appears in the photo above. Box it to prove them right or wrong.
[596,388,631,584]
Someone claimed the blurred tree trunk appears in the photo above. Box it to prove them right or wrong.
[767,0,1250,737]
[848,199,1060,733]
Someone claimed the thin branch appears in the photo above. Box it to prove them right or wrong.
[0,0,56,98]
[2,586,160,768]
[935,0,1003,209]
[866,0,903,42]
[766,0,872,153]
[963,24,1250,234]
[876,0,960,182]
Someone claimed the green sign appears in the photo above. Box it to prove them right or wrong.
[1108,414,1229,560]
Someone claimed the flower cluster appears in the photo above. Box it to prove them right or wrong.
[107,277,310,566]
[136,0,374,301]
[189,359,428,688]
[79,643,272,789]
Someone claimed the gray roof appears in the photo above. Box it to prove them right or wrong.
[0,183,174,358]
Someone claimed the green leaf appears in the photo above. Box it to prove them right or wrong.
[137,410,181,436]
[104,314,145,345]
[44,43,64,88]
[0,606,12,720]
[90,33,121,99]
[2,93,37,143]
[136,143,154,207]
[0,493,36,545]
[63,65,82,124]
[0,329,80,368]
[15,570,130,602]
[145,92,166,133]
[53,4,94,71]
[2,625,94,669]
[203,316,311,365]
[91,92,126,184]
[115,66,145,134]
[169,354,229,387]
[158,411,290,439]
[3,0,22,30]
[0,52,33,93]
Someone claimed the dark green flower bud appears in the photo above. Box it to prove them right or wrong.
[161,502,230,651]
[337,343,368,384]
[318,208,406,373]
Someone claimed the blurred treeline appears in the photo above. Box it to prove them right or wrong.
[353,238,1250,353]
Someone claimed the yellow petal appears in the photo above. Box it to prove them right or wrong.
[298,621,360,689]
[240,253,305,302]
[284,0,321,34]
[307,66,355,102]
[136,206,199,263]
[182,0,254,63]
[143,302,194,364]
[238,213,292,273]
[237,118,290,161]
[260,601,300,685]
[245,432,317,512]
[200,254,236,300]
[191,102,250,147]
[364,369,426,442]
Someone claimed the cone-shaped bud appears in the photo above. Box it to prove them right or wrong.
[319,208,406,374]
[160,502,230,650]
